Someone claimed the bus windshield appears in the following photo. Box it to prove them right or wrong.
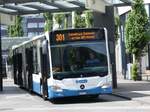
[51,42,108,80]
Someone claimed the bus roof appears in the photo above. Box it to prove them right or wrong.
[51,27,104,33]
[12,28,105,50]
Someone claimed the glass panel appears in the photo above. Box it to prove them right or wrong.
[27,23,38,28]
[33,46,38,74]
[28,32,38,37]
[38,22,45,28]
[51,42,108,79]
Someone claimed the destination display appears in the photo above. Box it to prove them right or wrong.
[51,28,105,44]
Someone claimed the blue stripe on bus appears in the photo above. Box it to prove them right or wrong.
[47,86,112,99]
[32,81,41,95]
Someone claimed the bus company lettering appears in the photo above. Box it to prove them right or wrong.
[76,79,88,83]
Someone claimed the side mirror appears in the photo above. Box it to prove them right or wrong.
[42,40,48,55]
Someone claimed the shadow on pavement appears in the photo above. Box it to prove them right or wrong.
[0,79,129,104]
[50,97,102,104]
[50,94,128,104]
[0,79,28,94]
[0,86,27,94]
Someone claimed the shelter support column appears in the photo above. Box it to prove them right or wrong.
[0,14,3,91]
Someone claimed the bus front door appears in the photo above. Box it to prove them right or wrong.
[25,48,33,91]
[41,40,49,100]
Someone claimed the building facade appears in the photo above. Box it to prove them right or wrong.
[1,25,8,37]
[1,14,45,37]
[23,15,45,37]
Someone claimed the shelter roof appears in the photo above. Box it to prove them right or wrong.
[0,0,133,15]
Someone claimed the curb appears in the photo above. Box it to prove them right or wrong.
[111,93,132,100]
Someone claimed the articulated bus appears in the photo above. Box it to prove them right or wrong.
[12,28,112,100]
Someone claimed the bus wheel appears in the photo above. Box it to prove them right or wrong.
[50,99,57,104]
[42,95,48,101]
[89,94,99,99]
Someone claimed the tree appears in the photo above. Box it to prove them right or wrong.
[125,0,148,80]
[8,25,15,37]
[74,11,86,28]
[54,13,65,29]
[85,11,94,28]
[8,15,24,37]
[43,12,53,32]
[64,14,69,29]
[15,15,24,36]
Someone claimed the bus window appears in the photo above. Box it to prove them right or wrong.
[51,47,62,73]
[51,42,108,79]
[33,46,39,74]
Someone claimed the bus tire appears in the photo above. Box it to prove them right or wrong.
[89,94,99,99]
[42,95,48,101]
[50,98,57,104]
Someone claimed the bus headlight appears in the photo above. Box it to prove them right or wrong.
[51,85,63,92]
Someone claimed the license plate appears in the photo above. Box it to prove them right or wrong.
[79,92,87,95]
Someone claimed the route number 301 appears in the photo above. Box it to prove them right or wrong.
[56,34,65,42]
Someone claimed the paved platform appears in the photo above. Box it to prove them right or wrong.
[1,78,150,101]
[0,78,150,112]
[113,78,150,104]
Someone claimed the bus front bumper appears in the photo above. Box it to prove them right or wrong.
[47,86,112,99]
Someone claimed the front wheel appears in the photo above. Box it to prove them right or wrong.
[42,94,48,101]
[88,94,99,99]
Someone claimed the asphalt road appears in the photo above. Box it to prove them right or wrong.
[0,80,150,112]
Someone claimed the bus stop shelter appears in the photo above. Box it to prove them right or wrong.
[0,0,86,15]
[0,0,132,91]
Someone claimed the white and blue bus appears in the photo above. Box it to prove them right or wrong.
[12,28,112,100]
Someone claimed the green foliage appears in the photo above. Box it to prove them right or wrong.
[54,13,65,29]
[15,15,24,36]
[74,11,86,28]
[8,15,24,37]
[8,25,15,37]
[43,12,53,32]
[125,0,148,59]
[131,63,138,80]
[85,11,93,28]
[64,14,69,29]
[144,22,150,42]
[74,11,93,28]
